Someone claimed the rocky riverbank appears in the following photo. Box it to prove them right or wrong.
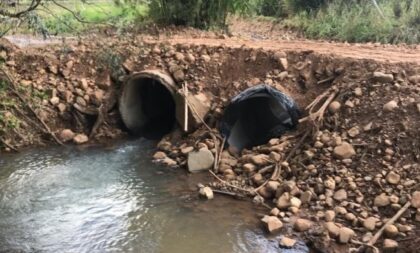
[1,33,419,252]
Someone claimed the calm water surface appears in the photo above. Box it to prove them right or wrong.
[0,140,294,253]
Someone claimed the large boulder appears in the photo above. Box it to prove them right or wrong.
[188,149,215,173]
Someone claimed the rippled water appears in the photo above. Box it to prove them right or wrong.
[0,140,293,253]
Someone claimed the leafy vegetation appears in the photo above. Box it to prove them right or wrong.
[0,0,418,44]
[256,0,420,44]
[149,0,251,29]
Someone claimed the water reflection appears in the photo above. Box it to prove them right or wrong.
[0,140,285,253]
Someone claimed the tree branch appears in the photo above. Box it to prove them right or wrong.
[0,0,42,18]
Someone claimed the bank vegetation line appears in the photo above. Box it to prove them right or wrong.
[0,67,63,146]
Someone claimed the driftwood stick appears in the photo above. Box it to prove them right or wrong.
[89,104,105,138]
[73,103,99,116]
[214,136,226,173]
[0,137,18,152]
[285,130,310,162]
[183,83,188,132]
[209,170,255,195]
[211,132,220,173]
[212,189,246,198]
[1,69,63,145]
[368,201,411,246]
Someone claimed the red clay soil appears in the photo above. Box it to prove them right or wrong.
[145,36,420,64]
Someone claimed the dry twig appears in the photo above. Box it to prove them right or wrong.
[1,68,63,145]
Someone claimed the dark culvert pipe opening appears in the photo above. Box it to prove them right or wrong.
[119,70,177,139]
[220,85,301,151]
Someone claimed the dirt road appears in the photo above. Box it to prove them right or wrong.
[146,36,420,64]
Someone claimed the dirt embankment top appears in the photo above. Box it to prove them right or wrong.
[144,37,420,64]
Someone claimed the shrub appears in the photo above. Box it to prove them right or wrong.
[149,0,251,29]
[283,0,419,44]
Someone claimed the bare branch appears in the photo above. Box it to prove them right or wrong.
[50,0,112,25]
[0,0,42,18]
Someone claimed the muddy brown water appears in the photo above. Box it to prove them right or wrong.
[0,140,309,253]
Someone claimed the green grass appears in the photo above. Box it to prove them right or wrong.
[282,0,420,44]
[40,2,149,34]
[0,1,149,36]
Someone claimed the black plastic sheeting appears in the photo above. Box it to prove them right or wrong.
[220,85,301,151]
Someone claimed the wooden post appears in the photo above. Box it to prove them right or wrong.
[183,83,188,132]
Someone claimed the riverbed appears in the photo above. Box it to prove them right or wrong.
[0,140,288,253]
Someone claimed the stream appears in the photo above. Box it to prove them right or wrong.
[0,140,305,253]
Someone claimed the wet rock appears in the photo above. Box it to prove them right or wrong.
[411,191,420,208]
[153,151,167,160]
[162,157,177,167]
[73,134,88,144]
[59,129,75,142]
[386,171,400,184]
[333,142,356,159]
[339,227,355,244]
[188,149,215,173]
[384,225,398,238]
[199,186,214,200]
[329,101,341,113]
[261,215,283,234]
[325,222,340,237]
[383,239,398,251]
[294,218,312,232]
[279,236,296,248]
[373,72,394,83]
[363,217,377,231]
[334,189,348,201]
[157,140,172,152]
[383,100,398,112]
[181,146,194,155]
[374,194,390,207]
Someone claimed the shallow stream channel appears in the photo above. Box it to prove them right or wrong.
[0,140,309,253]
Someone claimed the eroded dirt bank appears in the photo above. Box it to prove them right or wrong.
[0,34,419,253]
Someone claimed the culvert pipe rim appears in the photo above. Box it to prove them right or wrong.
[220,84,301,151]
[119,70,178,139]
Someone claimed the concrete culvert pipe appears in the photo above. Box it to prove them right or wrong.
[119,70,177,139]
[220,84,301,151]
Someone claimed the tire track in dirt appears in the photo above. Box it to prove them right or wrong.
[146,37,420,64]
